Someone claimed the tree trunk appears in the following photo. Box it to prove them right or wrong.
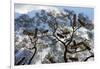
[64,47,68,62]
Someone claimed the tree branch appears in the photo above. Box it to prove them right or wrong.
[53,34,65,45]
[28,46,37,64]
[84,54,94,61]
[15,57,25,65]
[28,28,38,64]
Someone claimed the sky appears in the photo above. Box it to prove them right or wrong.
[15,3,94,21]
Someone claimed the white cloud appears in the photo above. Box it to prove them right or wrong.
[15,4,60,14]
[15,4,35,14]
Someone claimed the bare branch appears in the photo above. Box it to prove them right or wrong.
[28,46,37,64]
[28,28,38,64]
[84,54,94,61]
[15,57,25,65]
[53,34,65,45]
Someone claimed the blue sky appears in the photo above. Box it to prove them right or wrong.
[15,4,94,21]
[58,6,94,20]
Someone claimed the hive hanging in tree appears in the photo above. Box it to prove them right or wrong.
[62,28,70,35]
[78,19,85,27]
[57,33,64,38]
[73,14,77,27]
[23,30,34,36]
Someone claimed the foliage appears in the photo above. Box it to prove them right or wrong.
[15,9,94,65]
